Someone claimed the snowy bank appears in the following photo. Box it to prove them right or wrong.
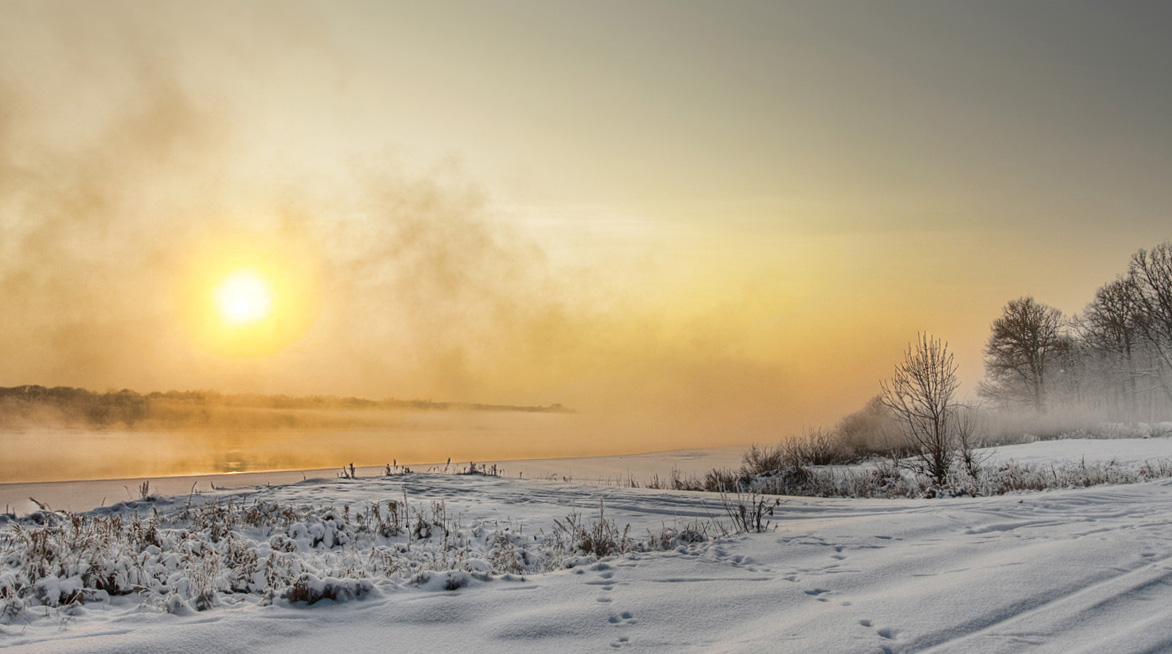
[5,439,1172,652]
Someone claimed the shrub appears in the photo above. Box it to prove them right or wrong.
[552,502,633,558]
[720,493,779,533]
[283,573,373,604]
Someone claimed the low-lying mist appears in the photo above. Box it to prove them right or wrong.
[0,386,587,484]
[0,3,817,474]
[0,416,576,485]
[0,385,571,431]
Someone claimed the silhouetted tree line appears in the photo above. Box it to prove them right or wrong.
[0,385,574,429]
[143,391,573,414]
[980,241,1172,421]
[0,385,150,426]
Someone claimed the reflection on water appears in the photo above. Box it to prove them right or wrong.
[216,449,248,474]
[0,410,581,484]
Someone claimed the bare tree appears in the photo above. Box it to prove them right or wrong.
[1077,277,1146,420]
[951,403,986,479]
[980,297,1068,414]
[1129,243,1172,405]
[881,333,959,485]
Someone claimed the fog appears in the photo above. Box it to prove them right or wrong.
[0,411,587,485]
[0,2,804,480]
[6,3,1169,483]
[0,389,595,483]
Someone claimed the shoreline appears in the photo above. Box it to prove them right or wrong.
[0,445,748,516]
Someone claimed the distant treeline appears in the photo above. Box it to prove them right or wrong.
[976,240,1172,422]
[0,385,574,429]
[135,389,572,414]
[0,385,150,427]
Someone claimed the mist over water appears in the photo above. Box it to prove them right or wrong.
[0,410,581,484]
[0,3,812,467]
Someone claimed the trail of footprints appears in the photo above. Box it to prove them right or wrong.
[859,619,901,654]
[780,532,906,651]
[809,536,905,651]
[586,534,903,650]
[583,563,639,649]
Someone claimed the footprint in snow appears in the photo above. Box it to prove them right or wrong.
[859,619,902,643]
[591,565,617,601]
[608,611,636,626]
[598,567,616,591]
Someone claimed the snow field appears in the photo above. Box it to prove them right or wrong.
[5,438,1172,653]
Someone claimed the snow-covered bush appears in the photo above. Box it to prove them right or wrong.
[551,502,634,557]
[283,573,373,604]
[691,450,1172,500]
[0,489,725,623]
[720,493,779,533]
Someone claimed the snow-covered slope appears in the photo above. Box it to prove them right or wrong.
[5,446,1172,653]
[982,436,1172,467]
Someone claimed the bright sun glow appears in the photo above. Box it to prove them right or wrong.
[177,228,321,359]
[214,271,273,326]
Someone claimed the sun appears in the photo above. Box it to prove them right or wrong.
[176,227,321,359]
[214,270,273,326]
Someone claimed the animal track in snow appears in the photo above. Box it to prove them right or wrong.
[608,611,636,625]
[859,618,902,644]
[805,588,830,596]
[591,565,617,604]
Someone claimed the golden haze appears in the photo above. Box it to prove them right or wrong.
[176,228,322,359]
[1,2,1171,466]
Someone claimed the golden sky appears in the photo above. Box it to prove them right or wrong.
[2,1,1171,450]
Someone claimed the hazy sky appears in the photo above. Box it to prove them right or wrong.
[2,1,1171,450]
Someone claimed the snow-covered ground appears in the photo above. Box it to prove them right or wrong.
[981,436,1172,467]
[5,438,1172,653]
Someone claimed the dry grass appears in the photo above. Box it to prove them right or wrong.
[0,488,732,622]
